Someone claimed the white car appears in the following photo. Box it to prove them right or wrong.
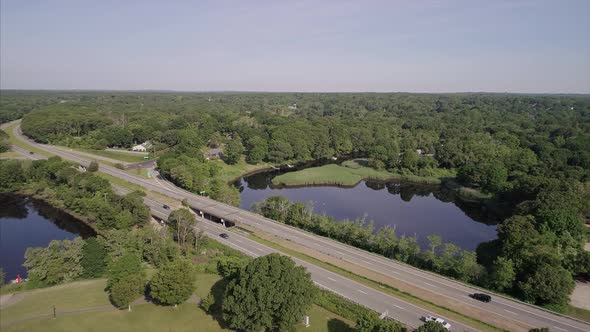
[423,315,451,330]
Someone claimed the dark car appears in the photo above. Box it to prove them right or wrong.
[219,233,229,239]
[471,293,491,302]
[162,204,170,210]
[29,151,34,154]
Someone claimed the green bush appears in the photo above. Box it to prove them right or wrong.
[200,292,215,312]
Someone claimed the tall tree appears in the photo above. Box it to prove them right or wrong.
[149,259,195,306]
[87,160,99,172]
[109,274,145,311]
[107,252,144,290]
[81,237,107,278]
[24,238,84,286]
[222,254,316,332]
[167,208,198,252]
[487,257,515,292]
[224,135,245,165]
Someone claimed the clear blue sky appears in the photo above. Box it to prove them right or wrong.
[1,0,589,93]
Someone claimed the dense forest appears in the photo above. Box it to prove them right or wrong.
[0,157,150,230]
[2,90,590,310]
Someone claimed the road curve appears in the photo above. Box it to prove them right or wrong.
[10,120,590,332]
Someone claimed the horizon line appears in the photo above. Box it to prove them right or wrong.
[1,89,589,96]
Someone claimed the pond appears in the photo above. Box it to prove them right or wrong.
[234,169,499,251]
[0,194,95,281]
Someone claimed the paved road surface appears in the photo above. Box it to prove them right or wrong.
[10,120,590,332]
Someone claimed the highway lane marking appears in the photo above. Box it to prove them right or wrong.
[423,282,437,288]
[504,309,517,315]
[392,304,405,310]
[28,136,485,332]
[26,129,588,332]
[390,270,400,274]
[327,277,336,282]
[497,301,588,332]
[552,326,567,331]
[358,290,368,294]
[256,247,264,252]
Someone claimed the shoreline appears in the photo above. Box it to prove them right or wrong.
[9,190,99,235]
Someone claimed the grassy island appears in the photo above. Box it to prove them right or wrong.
[271,159,452,187]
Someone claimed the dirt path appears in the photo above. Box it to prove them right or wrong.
[571,280,590,311]
[0,293,25,309]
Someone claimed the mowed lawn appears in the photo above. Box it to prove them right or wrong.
[1,279,110,322]
[3,302,226,332]
[272,161,394,187]
[211,156,272,182]
[75,148,149,163]
[4,302,352,332]
[2,273,354,332]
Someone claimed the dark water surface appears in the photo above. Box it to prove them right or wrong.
[0,194,95,280]
[235,170,498,251]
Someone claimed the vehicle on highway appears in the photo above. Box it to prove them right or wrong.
[219,233,229,239]
[29,151,34,154]
[423,315,451,330]
[162,204,170,210]
[471,293,491,302]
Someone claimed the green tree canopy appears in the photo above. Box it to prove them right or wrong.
[87,160,99,172]
[109,274,145,311]
[24,238,84,286]
[107,252,144,290]
[223,135,245,165]
[81,237,107,278]
[149,259,195,306]
[415,321,448,332]
[222,254,316,332]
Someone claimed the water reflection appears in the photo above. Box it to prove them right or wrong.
[235,171,499,251]
[0,194,95,280]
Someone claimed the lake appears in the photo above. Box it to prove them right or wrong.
[235,170,498,251]
[0,194,95,281]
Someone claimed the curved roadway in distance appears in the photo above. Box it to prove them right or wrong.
[9,120,590,332]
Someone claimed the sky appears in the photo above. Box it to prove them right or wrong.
[1,0,589,93]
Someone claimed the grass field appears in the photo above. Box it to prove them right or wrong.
[3,303,227,332]
[1,273,353,332]
[272,159,391,186]
[74,148,149,163]
[125,167,151,178]
[566,305,590,323]
[3,122,50,156]
[0,151,23,159]
[272,159,456,187]
[211,156,272,182]
[1,279,110,322]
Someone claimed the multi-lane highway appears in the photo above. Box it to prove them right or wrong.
[7,120,590,332]
[126,189,471,330]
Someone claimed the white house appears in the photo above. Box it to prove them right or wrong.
[132,144,146,152]
[131,141,151,152]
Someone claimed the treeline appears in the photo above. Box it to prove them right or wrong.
[15,92,589,193]
[254,196,482,283]
[157,150,241,206]
[0,129,9,153]
[9,91,590,309]
[17,206,404,331]
[0,157,150,230]
[254,194,590,311]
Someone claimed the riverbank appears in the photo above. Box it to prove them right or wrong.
[9,190,99,235]
[272,159,446,186]
[270,159,491,201]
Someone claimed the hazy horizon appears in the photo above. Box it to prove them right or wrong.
[2,0,589,93]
